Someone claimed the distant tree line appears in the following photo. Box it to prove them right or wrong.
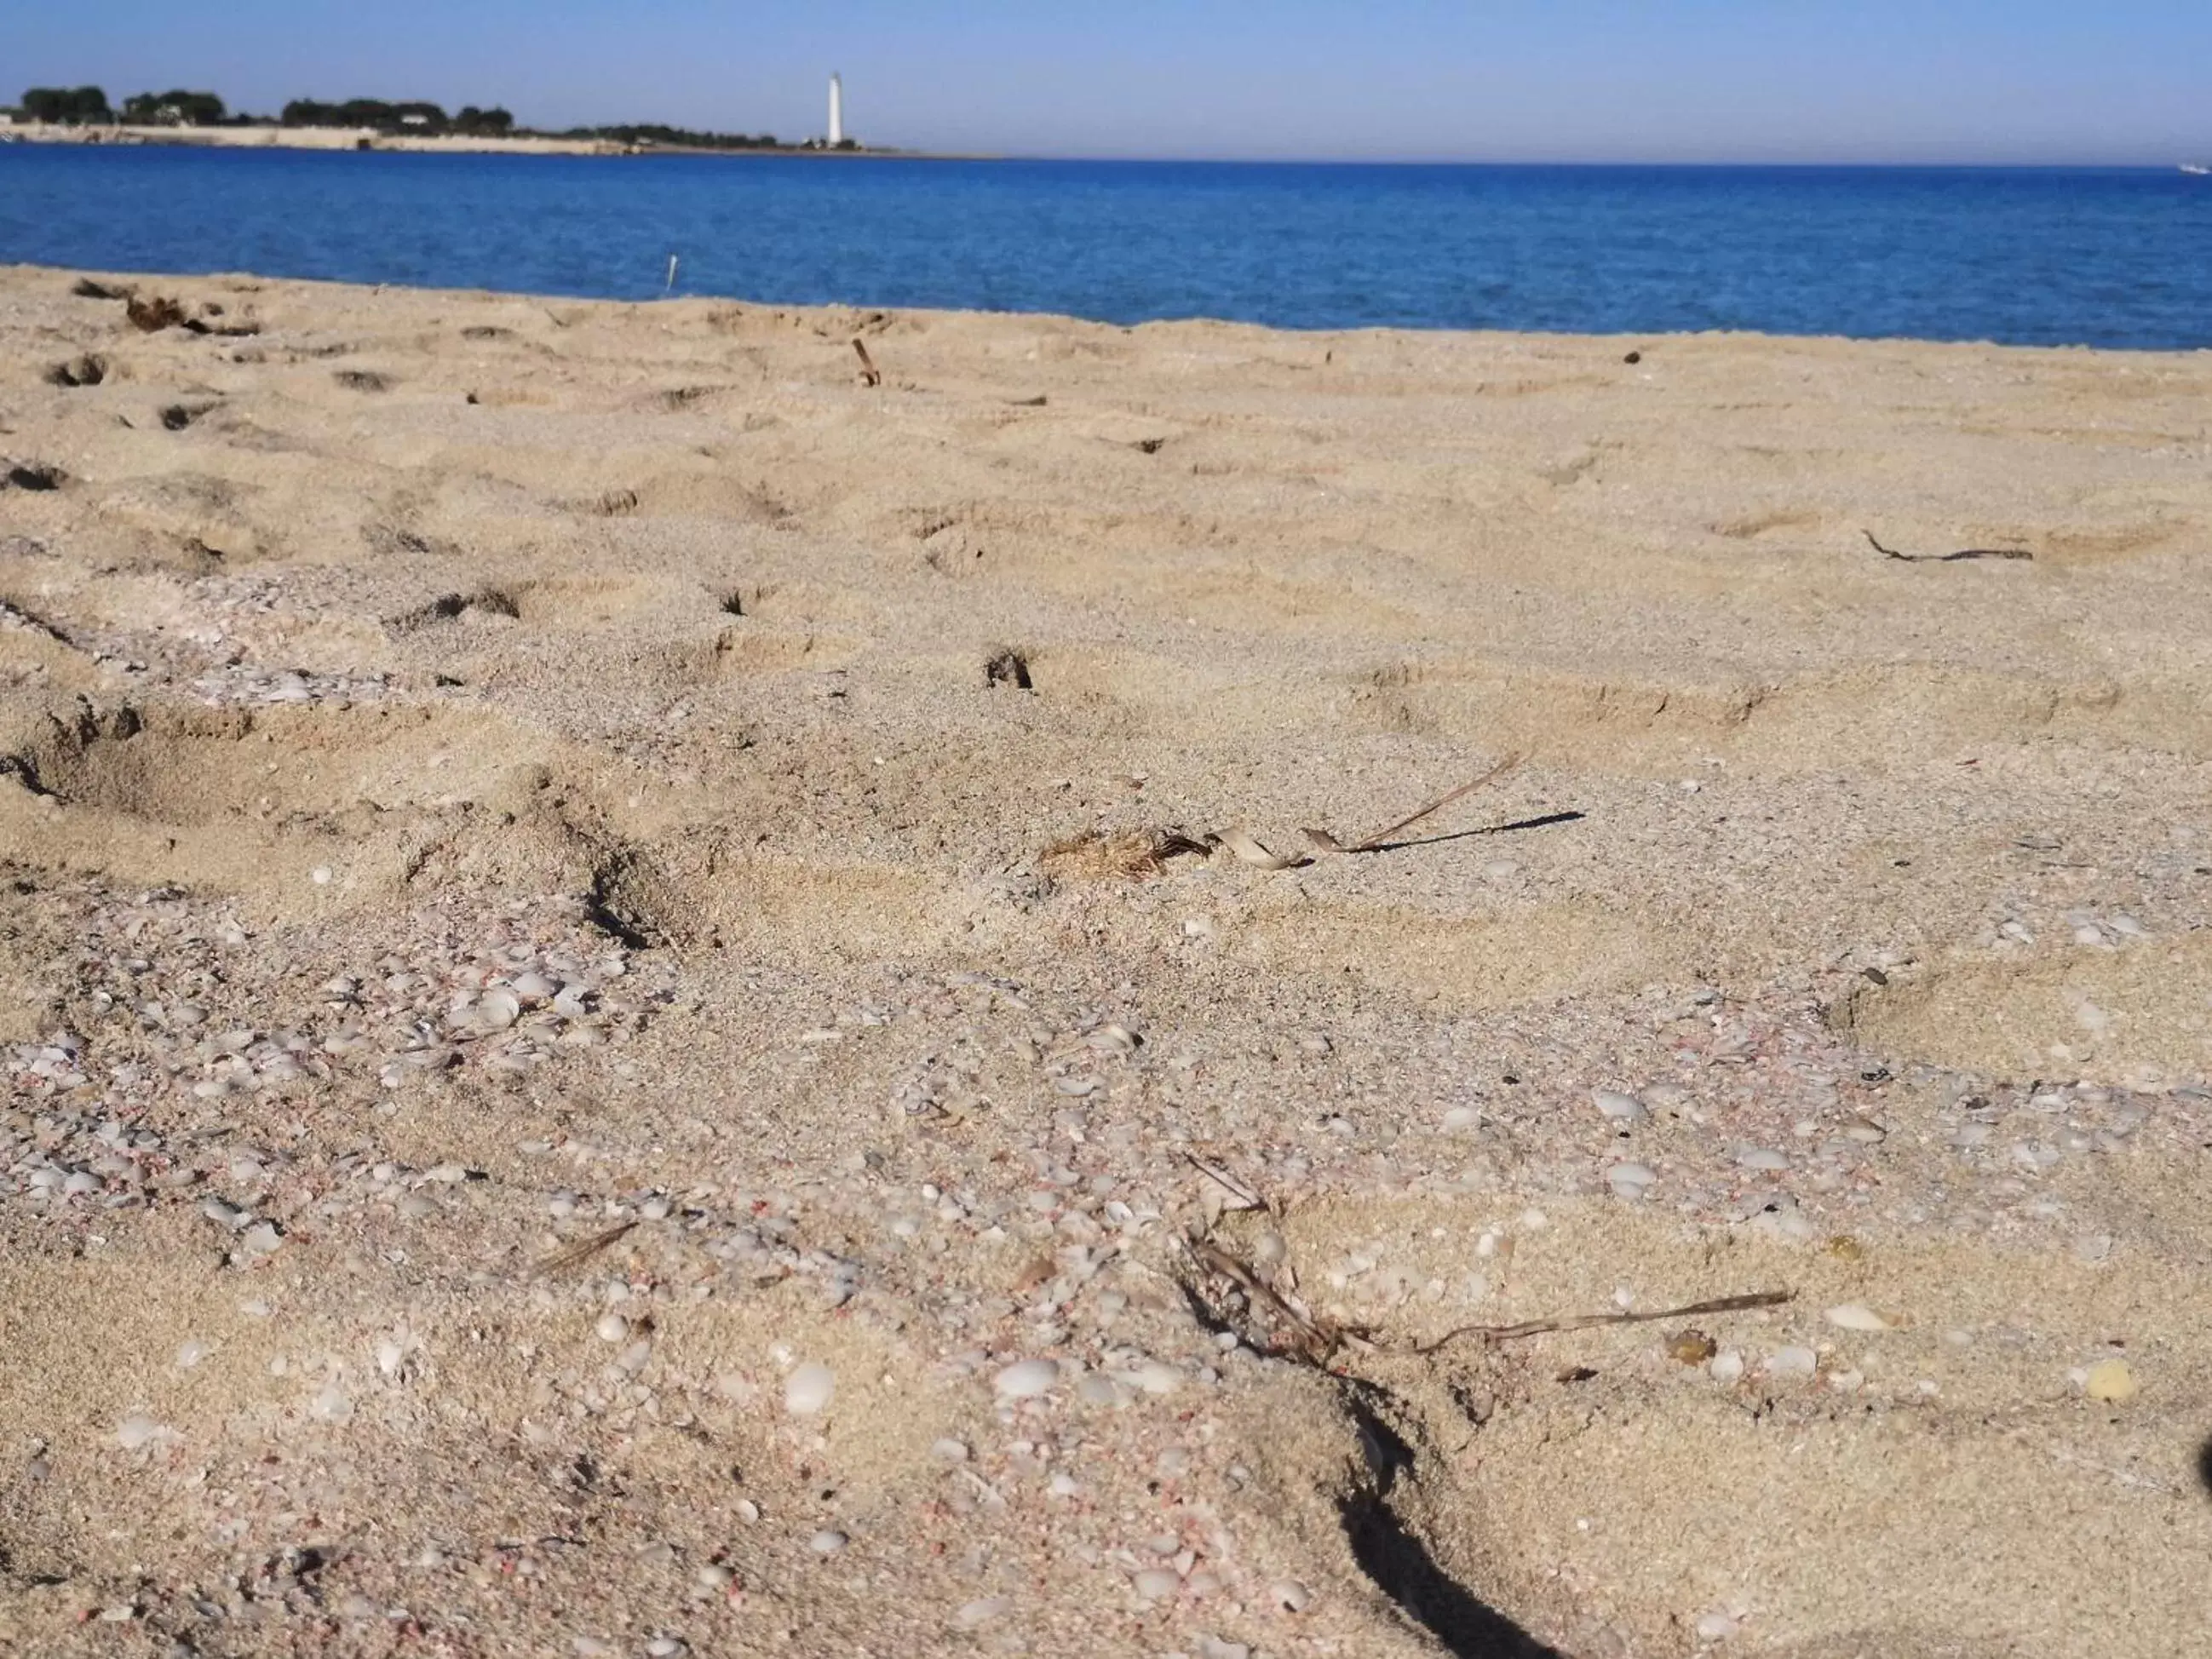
[13,85,806,150]
[559,122,781,150]
[123,89,227,124]
[19,85,115,123]
[278,99,511,134]
[17,85,262,125]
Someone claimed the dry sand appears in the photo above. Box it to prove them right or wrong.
[3,264,2210,1657]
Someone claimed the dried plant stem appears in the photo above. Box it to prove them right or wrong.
[531,1220,640,1278]
[1394,1289,1794,1356]
[1343,751,1525,851]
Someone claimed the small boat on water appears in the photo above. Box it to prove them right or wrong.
[2183,163,2210,175]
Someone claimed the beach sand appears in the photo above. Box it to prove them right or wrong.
[3,263,2209,1657]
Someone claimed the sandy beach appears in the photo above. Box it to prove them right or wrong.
[3,263,2209,1656]
[1,122,641,156]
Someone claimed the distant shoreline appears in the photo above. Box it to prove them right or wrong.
[0,121,971,160]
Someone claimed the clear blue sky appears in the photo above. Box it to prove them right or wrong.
[14,1,2210,163]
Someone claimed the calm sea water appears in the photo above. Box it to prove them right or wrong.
[3,145,2209,348]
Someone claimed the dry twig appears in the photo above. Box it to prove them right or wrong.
[531,1220,640,1278]
[853,338,882,387]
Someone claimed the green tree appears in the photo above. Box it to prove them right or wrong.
[22,86,112,124]
[123,89,226,125]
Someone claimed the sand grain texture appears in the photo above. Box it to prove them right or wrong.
[3,264,2210,1656]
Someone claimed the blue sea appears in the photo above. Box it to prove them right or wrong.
[3,145,2209,349]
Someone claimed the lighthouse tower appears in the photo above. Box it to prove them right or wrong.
[828,73,844,146]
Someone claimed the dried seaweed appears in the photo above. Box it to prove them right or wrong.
[1864,531,2032,564]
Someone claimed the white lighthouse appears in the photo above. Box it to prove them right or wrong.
[827,72,844,146]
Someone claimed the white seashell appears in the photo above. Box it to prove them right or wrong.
[1824,1303,1894,1332]
[784,1362,836,1416]
[1592,1088,1647,1122]
[954,1597,1010,1629]
[474,988,520,1031]
[1766,1345,1818,1379]
[992,1358,1060,1398]
[116,1411,173,1451]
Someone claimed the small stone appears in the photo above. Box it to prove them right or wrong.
[1694,1611,1740,1642]
[1133,1567,1180,1601]
[784,1362,836,1416]
[992,1358,1060,1399]
[930,1438,970,1461]
[1732,1145,1790,1171]
[645,1639,688,1657]
[2083,1358,2138,1403]
[1708,1350,1744,1383]
[807,1529,847,1555]
[594,1311,629,1343]
[696,1564,735,1590]
[1271,1578,1313,1613]
[954,1597,1010,1629]
[1592,1088,1646,1123]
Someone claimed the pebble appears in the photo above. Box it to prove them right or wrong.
[1133,1567,1180,1601]
[992,1358,1060,1399]
[1708,1350,1745,1383]
[954,1597,1010,1629]
[1732,1145,1791,1172]
[645,1640,688,1658]
[807,1529,847,1555]
[2083,1358,2138,1404]
[784,1362,836,1416]
[594,1312,630,1343]
[1271,1578,1313,1613]
[1694,1611,1741,1641]
[1592,1088,1647,1123]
